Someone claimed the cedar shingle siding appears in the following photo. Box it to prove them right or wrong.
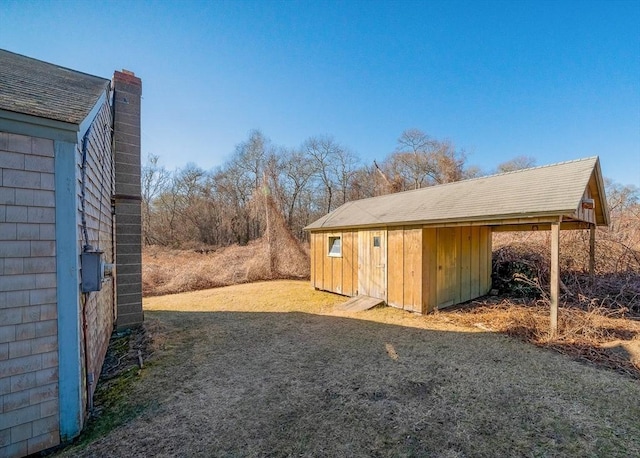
[0,133,60,456]
[0,49,142,457]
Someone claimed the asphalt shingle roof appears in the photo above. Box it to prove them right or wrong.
[0,49,109,125]
[306,157,607,230]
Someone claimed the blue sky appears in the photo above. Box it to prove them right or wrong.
[1,0,639,186]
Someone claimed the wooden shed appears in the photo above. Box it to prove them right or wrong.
[306,157,609,320]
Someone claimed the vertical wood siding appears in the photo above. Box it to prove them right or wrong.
[422,228,438,312]
[342,231,356,295]
[574,186,595,224]
[433,226,491,310]
[310,224,492,313]
[311,230,358,296]
[402,228,422,313]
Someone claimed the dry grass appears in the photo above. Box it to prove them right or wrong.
[57,281,640,457]
[143,194,311,297]
[143,238,309,296]
[440,298,640,379]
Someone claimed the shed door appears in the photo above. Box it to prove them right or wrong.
[358,231,386,299]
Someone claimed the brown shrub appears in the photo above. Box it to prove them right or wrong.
[492,225,640,314]
[143,239,309,297]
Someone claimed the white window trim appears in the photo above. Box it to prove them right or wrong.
[328,235,342,257]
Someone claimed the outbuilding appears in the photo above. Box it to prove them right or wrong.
[306,157,609,326]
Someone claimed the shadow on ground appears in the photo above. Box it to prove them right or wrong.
[59,310,640,458]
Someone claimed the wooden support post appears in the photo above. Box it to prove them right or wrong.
[589,224,595,283]
[550,218,561,336]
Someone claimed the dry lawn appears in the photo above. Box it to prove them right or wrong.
[59,281,640,457]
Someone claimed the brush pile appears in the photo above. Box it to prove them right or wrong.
[492,226,640,314]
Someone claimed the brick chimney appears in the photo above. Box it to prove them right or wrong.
[112,70,143,328]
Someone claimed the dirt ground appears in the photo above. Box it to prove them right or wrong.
[59,281,640,457]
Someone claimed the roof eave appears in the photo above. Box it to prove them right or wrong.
[305,209,584,232]
[0,108,79,142]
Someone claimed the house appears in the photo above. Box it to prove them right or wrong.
[306,157,608,327]
[0,49,143,457]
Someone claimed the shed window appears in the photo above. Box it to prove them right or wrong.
[373,236,380,247]
[328,236,342,257]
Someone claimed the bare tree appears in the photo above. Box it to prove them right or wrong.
[273,148,316,230]
[234,129,269,190]
[141,129,478,248]
[331,147,360,206]
[349,164,382,199]
[303,135,345,214]
[393,129,438,189]
[141,154,171,244]
[496,155,537,173]
[381,129,468,190]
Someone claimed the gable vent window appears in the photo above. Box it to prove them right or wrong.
[328,236,342,257]
[373,236,380,247]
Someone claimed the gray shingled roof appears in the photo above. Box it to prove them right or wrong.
[0,49,109,125]
[306,157,608,230]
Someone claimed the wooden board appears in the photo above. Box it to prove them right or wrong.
[459,226,472,302]
[323,234,333,292]
[550,220,560,333]
[482,226,492,293]
[387,229,404,308]
[422,228,437,313]
[310,232,316,287]
[436,227,458,308]
[342,231,354,296]
[313,232,324,290]
[331,250,343,295]
[335,295,385,312]
[469,226,480,299]
[574,186,596,224]
[403,228,422,312]
[351,231,358,295]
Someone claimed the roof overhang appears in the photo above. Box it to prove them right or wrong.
[0,108,79,142]
[0,88,109,144]
[305,157,610,232]
[305,210,589,232]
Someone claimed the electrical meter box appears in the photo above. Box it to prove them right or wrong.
[81,250,104,292]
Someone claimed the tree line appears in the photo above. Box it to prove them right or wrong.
[141,128,638,248]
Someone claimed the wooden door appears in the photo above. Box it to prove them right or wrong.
[403,228,422,312]
[358,230,386,299]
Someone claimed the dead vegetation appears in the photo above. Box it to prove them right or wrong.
[143,194,310,296]
[141,219,640,379]
[451,224,640,379]
[439,299,640,379]
[143,239,308,296]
